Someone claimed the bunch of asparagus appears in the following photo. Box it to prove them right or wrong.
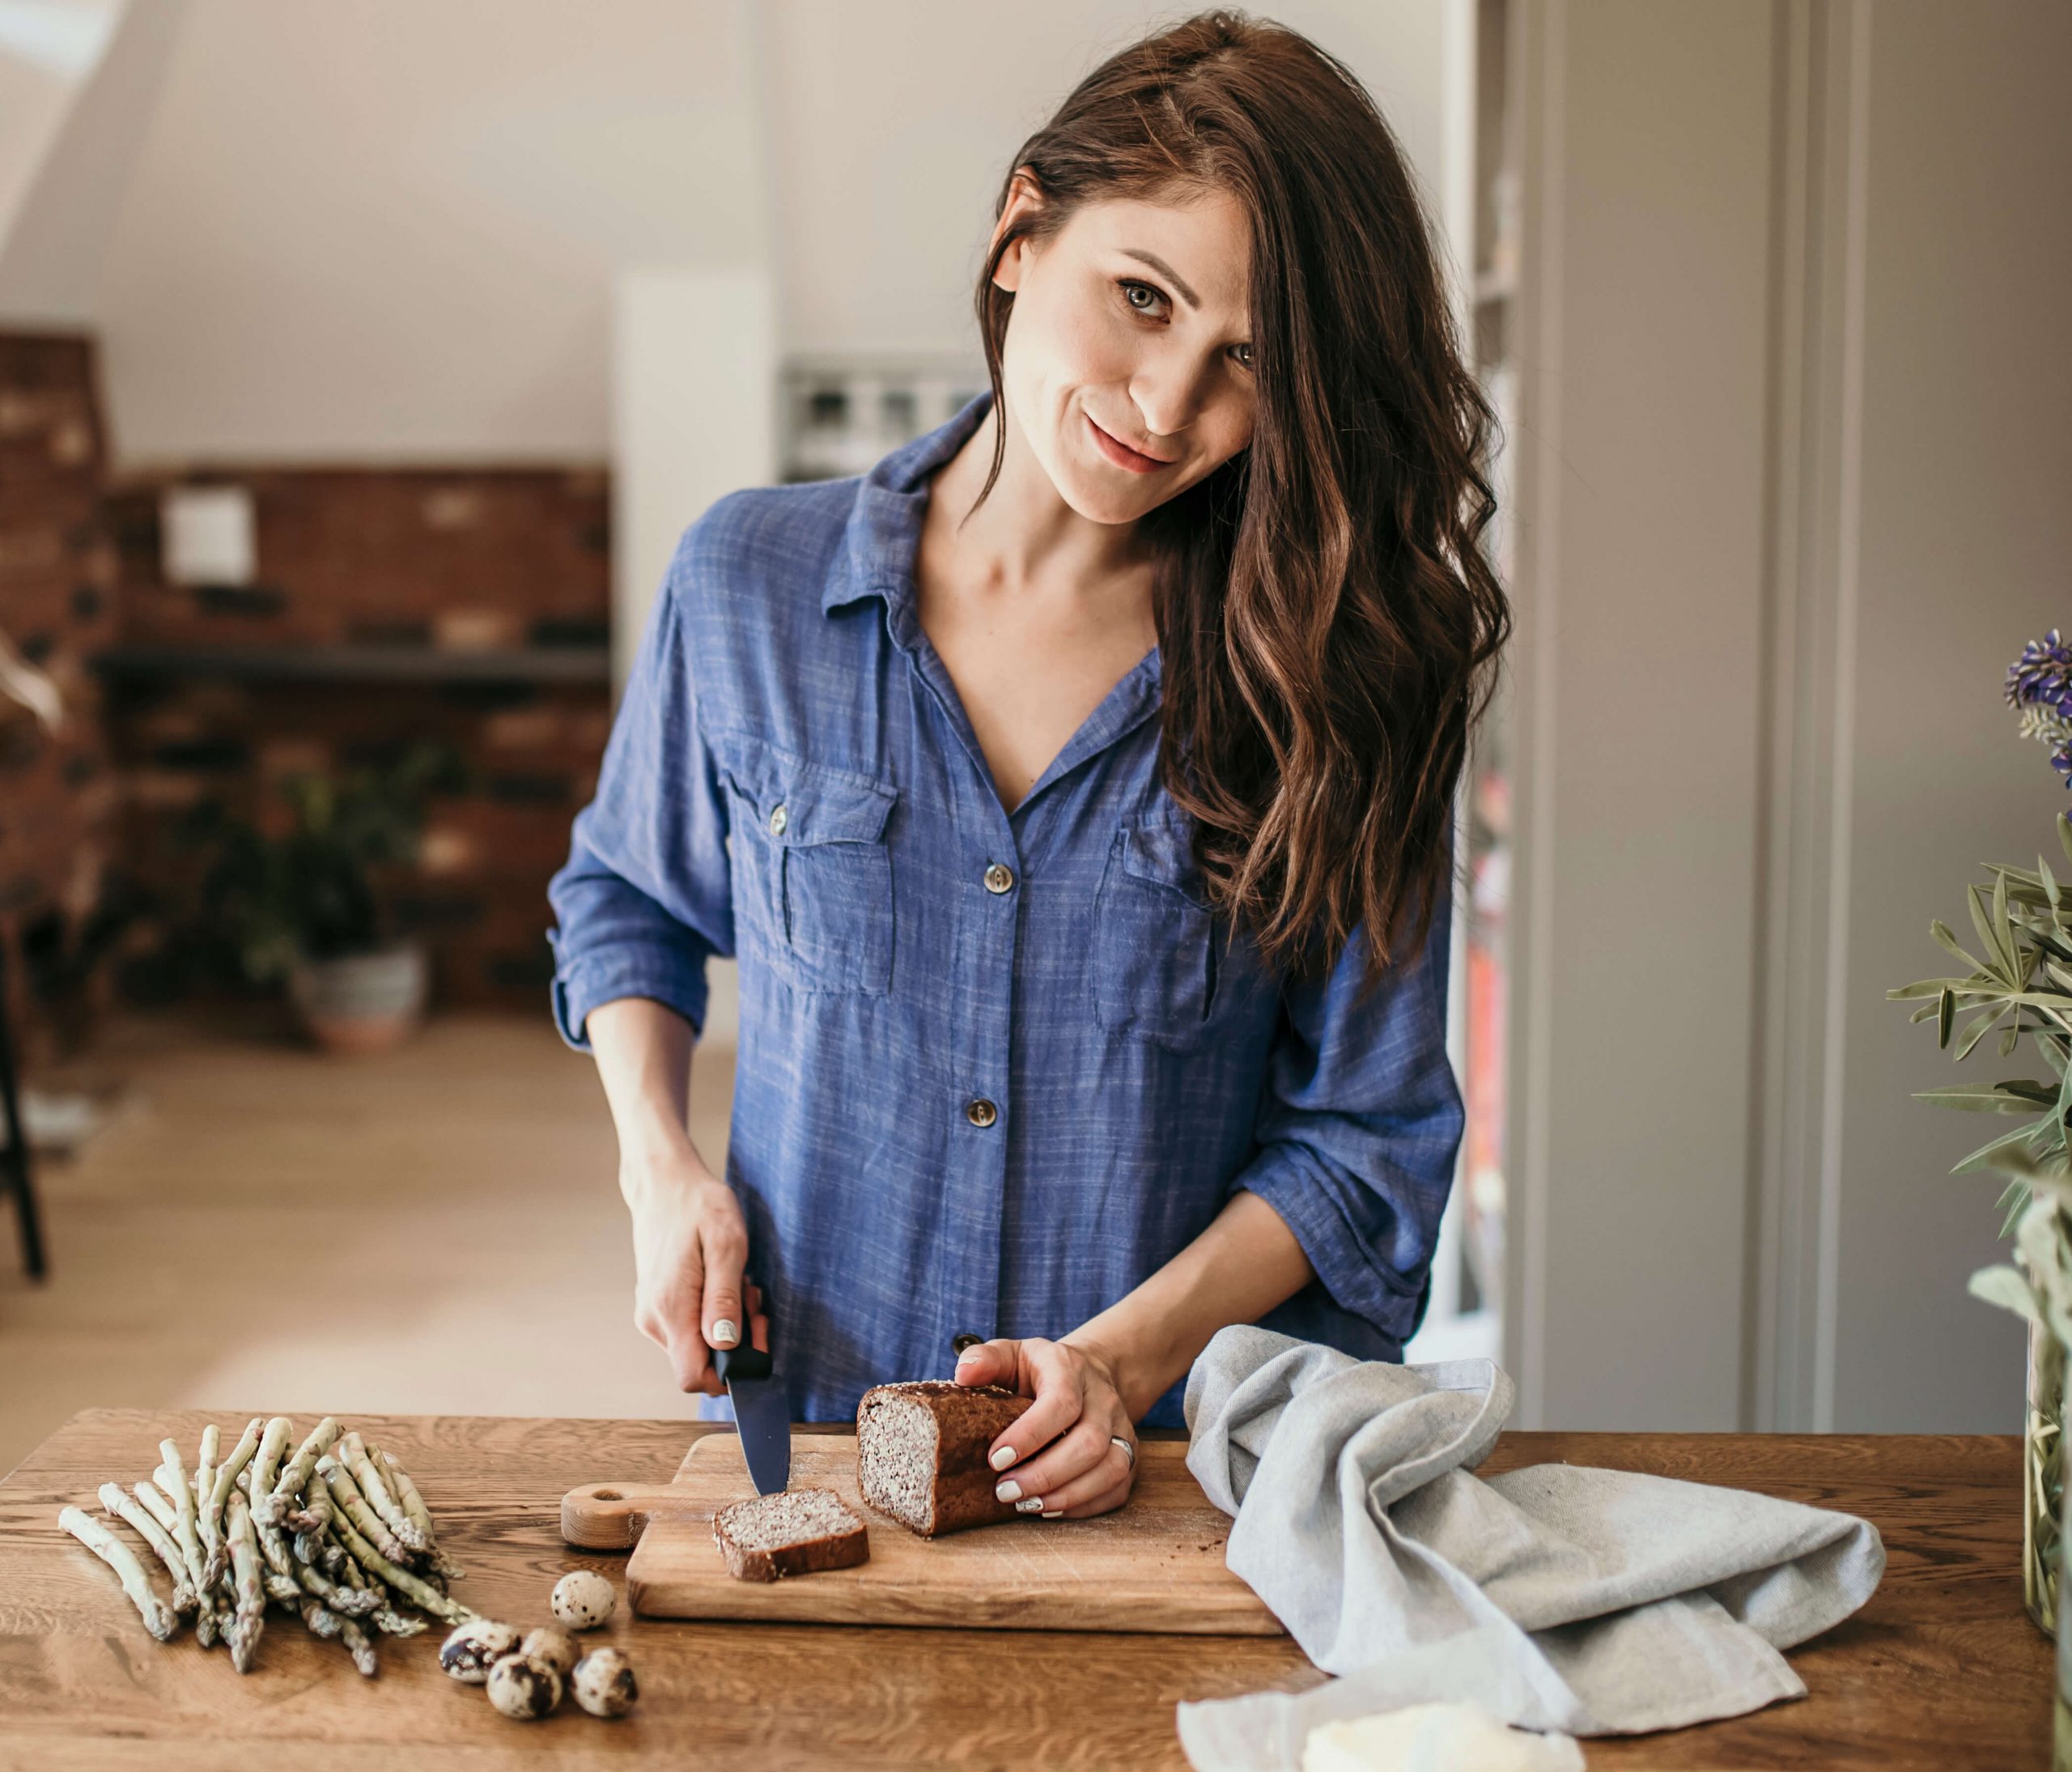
[57,1415,476,1677]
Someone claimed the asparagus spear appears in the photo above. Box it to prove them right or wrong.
[328,1506,473,1625]
[233,1468,305,1605]
[192,1426,222,1591]
[248,1417,291,1509]
[296,1593,343,1639]
[338,1614,380,1677]
[316,1455,410,1566]
[154,1443,213,1646]
[264,1417,338,1529]
[339,1434,428,1557]
[373,1444,461,1578]
[202,1418,263,1589]
[223,1489,266,1672]
[284,1527,380,1617]
[98,1484,197,1617]
[59,1506,178,1642]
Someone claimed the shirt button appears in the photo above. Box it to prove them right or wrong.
[983,862,1015,894]
[966,1098,999,1128]
[768,804,788,836]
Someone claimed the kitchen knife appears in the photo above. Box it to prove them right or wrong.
[714,1333,790,1496]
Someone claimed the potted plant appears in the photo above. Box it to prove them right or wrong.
[1889,630,2072,1638]
[179,742,465,1055]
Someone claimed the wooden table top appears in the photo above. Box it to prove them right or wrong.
[0,1410,2042,1770]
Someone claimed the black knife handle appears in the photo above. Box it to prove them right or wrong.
[714,1342,772,1383]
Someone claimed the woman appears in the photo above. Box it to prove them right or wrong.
[546,10,1509,1522]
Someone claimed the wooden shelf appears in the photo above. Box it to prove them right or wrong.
[90,644,611,686]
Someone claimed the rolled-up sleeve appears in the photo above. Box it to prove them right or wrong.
[546,530,734,1052]
[1233,848,1466,1341]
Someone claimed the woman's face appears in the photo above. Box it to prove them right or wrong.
[990,179,1256,526]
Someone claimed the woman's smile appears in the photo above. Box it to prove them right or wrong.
[1085,411,1173,474]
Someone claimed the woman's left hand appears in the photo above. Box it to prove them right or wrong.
[950,1335,1139,1519]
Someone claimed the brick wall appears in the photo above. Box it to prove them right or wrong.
[0,334,121,1069]
[102,468,614,1013]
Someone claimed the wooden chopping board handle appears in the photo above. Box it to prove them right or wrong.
[560,1481,713,1550]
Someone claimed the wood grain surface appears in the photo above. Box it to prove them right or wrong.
[565,1431,1280,1633]
[0,1409,2045,1770]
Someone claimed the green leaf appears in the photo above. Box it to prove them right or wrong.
[1953,1115,2057,1175]
[2058,809,2072,869]
[1888,978,1976,1001]
[1971,1263,2044,1328]
[2044,855,2063,911]
[1971,884,2013,980]
[2001,1176,2036,1237]
[1955,1001,2006,1062]
[1913,1082,2045,1114]
[1932,919,1991,976]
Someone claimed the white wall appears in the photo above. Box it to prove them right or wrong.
[1504,0,2070,1432]
[1824,0,2071,1431]
[1502,0,1777,1430]
[75,0,767,465]
[0,2,1455,467]
[760,1,1453,358]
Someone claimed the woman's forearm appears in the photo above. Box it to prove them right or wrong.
[584,996,709,1183]
[1064,1188,1314,1422]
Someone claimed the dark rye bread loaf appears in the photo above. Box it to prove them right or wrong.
[712,1486,870,1582]
[855,1380,1034,1537]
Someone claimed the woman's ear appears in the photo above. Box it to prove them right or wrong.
[988,168,1047,292]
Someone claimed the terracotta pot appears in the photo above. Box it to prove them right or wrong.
[287,941,427,1055]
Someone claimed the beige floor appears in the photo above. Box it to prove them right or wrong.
[0,1010,737,1477]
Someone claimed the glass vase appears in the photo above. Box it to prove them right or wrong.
[2034,1312,2067,1637]
[2057,1460,2072,1770]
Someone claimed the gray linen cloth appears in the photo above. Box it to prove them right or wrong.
[1174,1327,1885,1771]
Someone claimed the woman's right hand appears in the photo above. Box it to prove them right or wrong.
[622,1147,771,1395]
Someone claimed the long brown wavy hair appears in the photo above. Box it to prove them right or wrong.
[970,9,1511,988]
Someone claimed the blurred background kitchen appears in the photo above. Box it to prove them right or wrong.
[0,0,2064,1475]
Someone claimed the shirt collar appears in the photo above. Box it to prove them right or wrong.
[824,386,995,644]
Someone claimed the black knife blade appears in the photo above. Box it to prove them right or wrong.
[714,1340,790,1496]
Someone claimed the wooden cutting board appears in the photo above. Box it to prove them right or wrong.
[561,1429,1280,1634]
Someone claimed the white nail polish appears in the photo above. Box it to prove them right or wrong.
[711,1319,738,1347]
[1040,1510,1063,1519]
[1015,1498,1045,1514]
[995,1479,1021,1503]
[988,1447,1016,1472]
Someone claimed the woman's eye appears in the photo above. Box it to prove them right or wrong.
[1119,278,1167,318]
[1231,342,1255,370]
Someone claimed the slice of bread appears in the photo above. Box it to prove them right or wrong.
[855,1380,1034,1537]
[712,1485,870,1582]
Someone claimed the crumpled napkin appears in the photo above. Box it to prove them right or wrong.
[1173,1327,1883,1771]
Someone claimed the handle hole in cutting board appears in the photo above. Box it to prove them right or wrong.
[592,1489,623,1501]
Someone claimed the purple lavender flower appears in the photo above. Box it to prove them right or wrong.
[2009,628,2072,785]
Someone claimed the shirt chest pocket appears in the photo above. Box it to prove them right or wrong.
[1091,818,1220,1048]
[723,754,898,996]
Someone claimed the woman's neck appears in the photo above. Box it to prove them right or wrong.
[925,397,1156,607]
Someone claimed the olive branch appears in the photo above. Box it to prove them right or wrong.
[1886,810,2072,1336]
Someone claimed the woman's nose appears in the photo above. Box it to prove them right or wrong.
[1127,358,1211,444]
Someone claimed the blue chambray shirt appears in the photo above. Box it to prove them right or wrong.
[546,389,1464,1430]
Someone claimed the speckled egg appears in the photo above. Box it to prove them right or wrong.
[521,1624,580,1677]
[486,1651,563,1720]
[550,1569,618,1630]
[571,1647,639,1718]
[438,1618,523,1683]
